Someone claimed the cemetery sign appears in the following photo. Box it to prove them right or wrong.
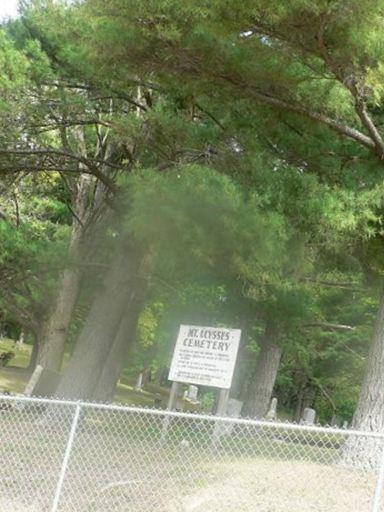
[168,325,241,389]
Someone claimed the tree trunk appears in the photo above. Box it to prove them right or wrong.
[36,172,92,373]
[294,383,316,423]
[230,316,251,401]
[294,387,305,424]
[92,269,148,403]
[342,287,384,469]
[154,367,167,386]
[231,341,249,400]
[352,288,384,431]
[242,321,282,419]
[55,240,142,401]
[28,334,40,372]
[34,131,116,374]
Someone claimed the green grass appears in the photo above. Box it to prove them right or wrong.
[0,338,172,407]
[114,381,165,407]
[0,339,32,393]
[0,339,31,368]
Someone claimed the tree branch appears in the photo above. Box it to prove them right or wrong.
[222,21,379,155]
[354,102,384,157]
[302,278,363,290]
[246,88,376,150]
[303,321,355,331]
[0,148,118,191]
[316,18,384,157]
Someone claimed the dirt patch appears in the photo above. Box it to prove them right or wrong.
[167,460,376,512]
[0,499,40,512]
[0,458,377,512]
[68,458,376,512]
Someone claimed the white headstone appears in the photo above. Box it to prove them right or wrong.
[16,330,25,346]
[187,385,198,402]
[134,372,143,391]
[266,397,278,421]
[301,407,316,425]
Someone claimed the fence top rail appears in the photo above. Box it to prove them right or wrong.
[0,393,383,439]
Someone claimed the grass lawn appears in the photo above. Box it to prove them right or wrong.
[0,339,31,368]
[0,339,31,394]
[0,338,171,407]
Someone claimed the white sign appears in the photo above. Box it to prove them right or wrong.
[168,325,241,389]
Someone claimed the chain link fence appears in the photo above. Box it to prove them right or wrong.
[1,394,384,512]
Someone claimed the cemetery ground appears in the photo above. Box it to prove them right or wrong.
[0,339,166,408]
[0,339,289,418]
[0,339,380,511]
[0,396,379,512]
[0,458,377,512]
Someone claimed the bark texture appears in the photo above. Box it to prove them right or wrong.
[35,137,115,375]
[242,322,282,419]
[36,173,89,372]
[341,288,384,470]
[55,241,142,400]
[28,334,40,372]
[34,124,94,373]
[352,288,384,432]
[92,270,148,403]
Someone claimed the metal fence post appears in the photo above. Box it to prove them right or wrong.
[212,388,230,445]
[160,381,180,442]
[51,403,81,512]
[372,438,384,512]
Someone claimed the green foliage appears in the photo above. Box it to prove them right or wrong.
[127,165,288,286]
[0,351,15,367]
[1,0,384,423]
[0,171,71,333]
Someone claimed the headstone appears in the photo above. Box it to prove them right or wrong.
[301,407,316,425]
[213,398,243,440]
[134,372,143,392]
[186,385,198,402]
[16,330,24,346]
[265,397,278,421]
